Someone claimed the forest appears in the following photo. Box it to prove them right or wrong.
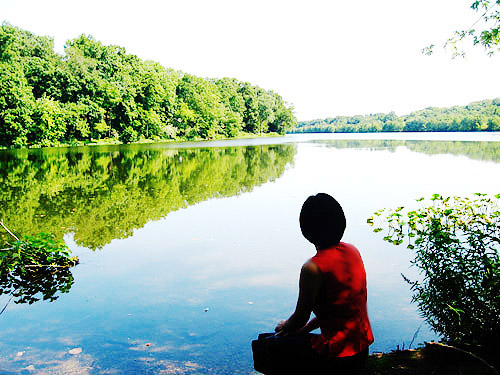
[293,98,500,133]
[0,24,297,148]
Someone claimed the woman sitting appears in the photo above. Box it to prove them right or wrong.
[252,193,374,374]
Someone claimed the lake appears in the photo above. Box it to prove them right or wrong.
[1,133,499,374]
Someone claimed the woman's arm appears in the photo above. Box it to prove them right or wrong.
[275,260,322,335]
[297,317,320,334]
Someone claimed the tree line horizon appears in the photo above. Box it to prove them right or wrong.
[293,98,500,134]
[2,24,500,150]
[0,23,297,148]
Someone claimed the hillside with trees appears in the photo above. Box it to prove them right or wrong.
[292,99,500,133]
[0,24,297,148]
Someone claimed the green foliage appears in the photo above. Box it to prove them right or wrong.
[292,99,500,134]
[0,23,297,148]
[368,194,500,362]
[425,0,500,57]
[176,74,225,139]
[0,231,78,304]
[0,62,34,147]
[31,96,67,146]
[120,126,138,143]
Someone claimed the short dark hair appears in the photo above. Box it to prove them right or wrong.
[299,193,346,249]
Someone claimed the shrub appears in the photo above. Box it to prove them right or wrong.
[368,194,500,365]
[120,126,139,143]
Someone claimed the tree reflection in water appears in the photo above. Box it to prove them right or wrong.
[0,231,78,307]
[0,143,296,250]
[0,142,295,308]
[312,139,500,163]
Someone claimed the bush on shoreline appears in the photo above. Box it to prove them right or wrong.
[368,194,500,368]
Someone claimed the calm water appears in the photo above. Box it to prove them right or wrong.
[1,133,500,374]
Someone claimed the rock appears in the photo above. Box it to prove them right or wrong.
[68,347,82,355]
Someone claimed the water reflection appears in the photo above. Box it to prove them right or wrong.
[0,254,76,306]
[2,136,499,374]
[311,139,500,162]
[0,144,296,250]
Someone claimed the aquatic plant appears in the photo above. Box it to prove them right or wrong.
[0,222,78,308]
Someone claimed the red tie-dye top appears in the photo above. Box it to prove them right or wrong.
[310,242,374,357]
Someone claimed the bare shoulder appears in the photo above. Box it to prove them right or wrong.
[299,260,322,291]
[301,260,321,276]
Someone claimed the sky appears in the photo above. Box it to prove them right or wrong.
[1,0,500,121]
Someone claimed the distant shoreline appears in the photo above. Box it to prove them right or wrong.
[293,98,500,134]
[0,132,282,151]
[3,130,500,152]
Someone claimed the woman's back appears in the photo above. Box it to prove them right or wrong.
[310,242,374,357]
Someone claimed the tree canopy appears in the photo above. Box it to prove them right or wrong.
[0,24,297,148]
[292,98,500,134]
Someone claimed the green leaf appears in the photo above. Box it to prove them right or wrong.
[368,193,500,350]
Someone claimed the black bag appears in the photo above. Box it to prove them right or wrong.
[252,333,277,374]
[251,333,314,374]
[252,332,369,375]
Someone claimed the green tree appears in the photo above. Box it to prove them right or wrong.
[176,74,225,139]
[215,78,245,137]
[0,24,297,147]
[271,103,297,134]
[0,62,34,147]
[0,23,65,100]
[31,96,67,146]
[238,82,260,133]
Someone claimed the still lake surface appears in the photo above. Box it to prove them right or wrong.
[1,132,499,374]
